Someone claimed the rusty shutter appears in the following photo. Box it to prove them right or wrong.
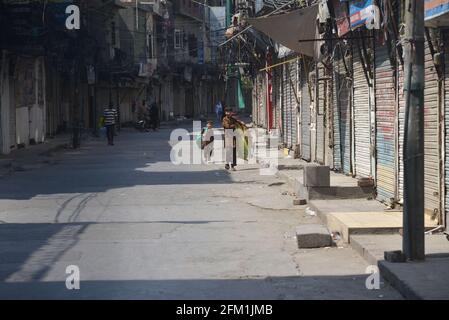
[375,44,397,202]
[423,42,441,217]
[353,46,373,178]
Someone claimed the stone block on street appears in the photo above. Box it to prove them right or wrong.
[357,177,374,187]
[303,165,330,187]
[293,198,307,205]
[384,250,406,263]
[296,224,332,248]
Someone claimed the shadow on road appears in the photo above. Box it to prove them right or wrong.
[0,275,395,300]
[0,129,235,200]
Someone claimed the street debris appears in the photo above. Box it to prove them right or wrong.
[331,232,341,242]
[268,182,285,187]
[305,207,316,216]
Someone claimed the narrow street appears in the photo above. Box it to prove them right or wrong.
[0,128,401,299]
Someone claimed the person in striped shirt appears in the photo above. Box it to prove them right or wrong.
[103,104,118,145]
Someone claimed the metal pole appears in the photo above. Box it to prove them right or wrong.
[403,0,425,261]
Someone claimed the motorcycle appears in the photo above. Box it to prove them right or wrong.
[134,119,147,132]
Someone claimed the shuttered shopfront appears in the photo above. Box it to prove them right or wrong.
[281,64,288,145]
[398,60,405,204]
[289,60,299,148]
[274,68,282,131]
[301,59,311,161]
[315,63,326,164]
[333,51,352,174]
[282,63,293,148]
[423,40,441,218]
[353,42,373,178]
[445,32,449,227]
[375,44,397,202]
[332,56,342,171]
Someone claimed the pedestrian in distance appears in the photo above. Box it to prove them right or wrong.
[103,103,118,146]
[215,100,223,123]
[149,100,160,132]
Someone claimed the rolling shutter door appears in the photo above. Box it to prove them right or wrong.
[316,64,326,164]
[353,47,372,177]
[332,59,342,171]
[398,63,405,203]
[301,63,311,161]
[288,60,298,147]
[375,45,397,202]
[445,33,449,227]
[283,63,292,147]
[335,55,352,174]
[275,69,282,131]
[423,42,440,216]
[282,64,288,145]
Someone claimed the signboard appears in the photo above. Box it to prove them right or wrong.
[332,0,350,36]
[425,0,449,21]
[348,0,379,30]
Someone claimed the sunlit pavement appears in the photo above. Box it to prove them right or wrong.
[0,128,402,299]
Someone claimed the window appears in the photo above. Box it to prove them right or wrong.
[174,29,183,49]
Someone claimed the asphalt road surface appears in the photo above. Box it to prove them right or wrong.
[0,127,402,299]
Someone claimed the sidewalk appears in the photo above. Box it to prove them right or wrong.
[274,153,449,299]
[0,133,74,178]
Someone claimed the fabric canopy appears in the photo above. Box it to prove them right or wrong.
[247,4,323,59]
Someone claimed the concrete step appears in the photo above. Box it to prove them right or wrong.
[325,211,439,243]
[349,234,449,299]
[276,169,373,200]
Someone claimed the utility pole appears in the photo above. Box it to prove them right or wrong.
[402,0,425,260]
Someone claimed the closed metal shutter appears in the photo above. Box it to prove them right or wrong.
[289,60,298,147]
[423,42,441,217]
[275,69,282,131]
[335,55,352,174]
[353,46,372,177]
[332,59,342,171]
[398,64,405,203]
[282,64,288,145]
[301,61,311,161]
[283,63,293,147]
[316,64,326,164]
[375,45,397,202]
[445,33,449,227]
